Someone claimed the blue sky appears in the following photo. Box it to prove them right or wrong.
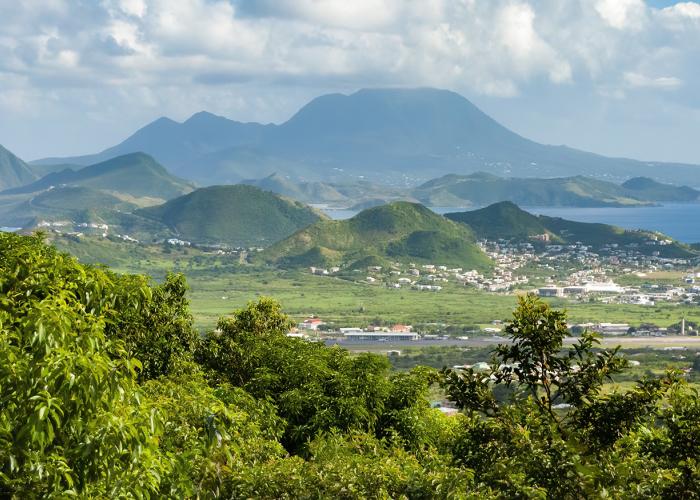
[1,0,699,167]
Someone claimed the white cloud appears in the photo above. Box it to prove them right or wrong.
[624,72,683,89]
[0,0,698,162]
[594,0,647,30]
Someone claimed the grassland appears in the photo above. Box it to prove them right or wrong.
[50,235,700,332]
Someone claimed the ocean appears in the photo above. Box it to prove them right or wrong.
[321,203,700,244]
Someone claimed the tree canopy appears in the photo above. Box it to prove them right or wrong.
[1,232,699,498]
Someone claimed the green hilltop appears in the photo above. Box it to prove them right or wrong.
[261,201,492,270]
[136,184,325,247]
[3,152,194,201]
[412,172,698,207]
[446,201,697,258]
[0,144,38,190]
[621,177,699,202]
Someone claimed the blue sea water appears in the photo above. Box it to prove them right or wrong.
[524,204,700,244]
[322,203,700,244]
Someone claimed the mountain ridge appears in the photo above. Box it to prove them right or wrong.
[30,88,700,186]
[0,144,39,190]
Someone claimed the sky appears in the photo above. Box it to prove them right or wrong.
[0,0,699,164]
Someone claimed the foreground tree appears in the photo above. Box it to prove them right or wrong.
[441,294,696,497]
[0,233,166,496]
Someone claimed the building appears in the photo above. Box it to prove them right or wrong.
[538,287,563,297]
[298,317,325,331]
[343,331,420,341]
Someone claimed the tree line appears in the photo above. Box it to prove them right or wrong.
[1,232,699,498]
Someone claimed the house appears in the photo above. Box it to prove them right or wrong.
[391,324,413,333]
[298,317,325,331]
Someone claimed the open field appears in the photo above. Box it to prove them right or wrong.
[184,271,700,331]
[51,236,700,332]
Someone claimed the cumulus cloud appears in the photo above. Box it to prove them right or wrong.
[0,0,698,161]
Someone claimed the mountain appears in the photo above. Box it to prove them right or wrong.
[32,88,700,186]
[136,185,324,247]
[4,153,194,202]
[0,144,38,190]
[241,173,347,204]
[241,173,411,207]
[411,172,693,207]
[0,186,138,227]
[621,177,699,202]
[261,201,492,270]
[446,202,696,258]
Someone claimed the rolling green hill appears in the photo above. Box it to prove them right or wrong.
[621,177,699,202]
[137,185,325,247]
[3,153,193,201]
[0,144,38,190]
[412,173,690,207]
[0,186,138,227]
[262,201,492,270]
[242,173,347,204]
[446,202,696,258]
[444,201,554,241]
[0,153,194,229]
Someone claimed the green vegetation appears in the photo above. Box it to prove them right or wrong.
[262,201,492,270]
[413,172,661,207]
[137,184,325,247]
[447,201,697,258]
[43,234,700,331]
[5,152,193,201]
[622,176,699,202]
[0,144,37,190]
[3,234,700,497]
[0,153,195,228]
[1,186,138,227]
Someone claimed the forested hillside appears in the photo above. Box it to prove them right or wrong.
[1,232,699,497]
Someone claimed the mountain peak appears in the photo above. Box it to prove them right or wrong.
[0,143,39,190]
[183,110,231,125]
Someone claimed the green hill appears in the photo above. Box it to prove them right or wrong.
[621,177,699,202]
[0,186,138,227]
[413,173,661,207]
[242,173,347,204]
[136,185,324,247]
[444,201,554,241]
[3,153,193,202]
[446,202,696,258]
[262,201,492,270]
[0,144,38,190]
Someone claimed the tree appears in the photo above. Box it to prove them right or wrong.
[0,233,166,496]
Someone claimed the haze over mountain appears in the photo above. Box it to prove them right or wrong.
[261,201,492,270]
[412,173,699,208]
[445,202,696,259]
[136,185,325,247]
[4,153,193,201]
[0,145,38,190]
[0,153,194,229]
[32,88,700,187]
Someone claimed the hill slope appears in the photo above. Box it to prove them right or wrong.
[32,88,700,186]
[621,177,699,202]
[262,201,492,270]
[241,173,347,204]
[446,202,696,258]
[136,185,324,247]
[4,153,193,201]
[413,173,660,207]
[0,144,38,190]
